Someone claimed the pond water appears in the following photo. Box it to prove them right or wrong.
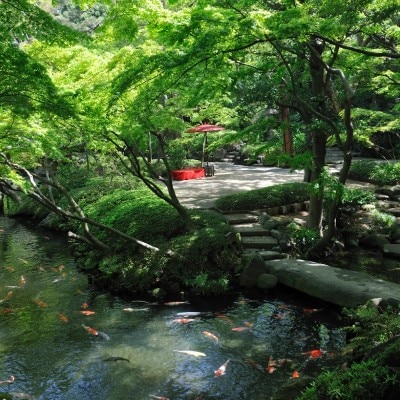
[0,216,346,400]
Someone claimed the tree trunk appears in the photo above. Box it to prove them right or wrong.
[307,38,327,232]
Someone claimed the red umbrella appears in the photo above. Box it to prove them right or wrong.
[186,124,225,166]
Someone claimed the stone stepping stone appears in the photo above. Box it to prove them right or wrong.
[225,214,259,225]
[232,224,270,236]
[242,250,287,260]
[241,236,278,249]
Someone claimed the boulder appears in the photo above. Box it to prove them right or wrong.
[239,253,268,288]
[257,273,278,289]
[359,233,390,249]
[383,243,400,259]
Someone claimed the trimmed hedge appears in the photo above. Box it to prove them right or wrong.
[215,182,310,211]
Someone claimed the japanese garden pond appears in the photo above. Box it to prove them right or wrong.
[0,216,346,400]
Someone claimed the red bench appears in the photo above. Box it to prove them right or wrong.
[171,168,205,180]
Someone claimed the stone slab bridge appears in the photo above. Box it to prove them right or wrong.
[264,258,400,308]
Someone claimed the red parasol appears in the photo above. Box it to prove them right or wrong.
[186,124,225,166]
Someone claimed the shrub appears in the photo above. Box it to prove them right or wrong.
[215,182,309,211]
[349,160,400,186]
[297,359,399,400]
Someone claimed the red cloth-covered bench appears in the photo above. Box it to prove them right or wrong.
[171,168,205,180]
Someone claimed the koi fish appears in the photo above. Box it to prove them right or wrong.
[215,313,233,323]
[232,327,249,332]
[81,302,89,309]
[172,318,196,324]
[291,370,300,379]
[173,350,206,357]
[103,356,130,363]
[98,331,111,341]
[82,324,99,336]
[0,290,13,303]
[176,311,203,317]
[149,395,169,400]
[123,307,149,312]
[202,331,219,343]
[215,359,230,377]
[19,276,26,286]
[58,313,69,322]
[0,375,15,385]
[303,308,322,314]
[244,321,254,327]
[164,301,189,306]
[80,310,96,315]
[303,349,326,359]
[33,299,48,308]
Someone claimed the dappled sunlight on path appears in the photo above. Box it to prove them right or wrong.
[172,162,304,208]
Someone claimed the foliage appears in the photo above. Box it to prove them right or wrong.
[343,301,400,355]
[297,359,399,400]
[341,187,376,208]
[215,182,309,212]
[349,160,400,186]
[286,223,320,258]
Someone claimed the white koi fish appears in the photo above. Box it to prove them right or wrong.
[173,350,206,357]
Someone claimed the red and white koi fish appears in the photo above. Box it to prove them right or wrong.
[303,349,326,359]
[149,395,169,400]
[0,375,15,385]
[172,318,196,324]
[215,359,230,377]
[80,310,96,316]
[82,324,99,336]
[202,331,219,343]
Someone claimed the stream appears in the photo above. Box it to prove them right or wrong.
[0,216,346,400]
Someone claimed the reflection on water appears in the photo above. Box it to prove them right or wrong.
[1,217,346,400]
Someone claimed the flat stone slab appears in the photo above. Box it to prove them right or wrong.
[233,224,270,236]
[242,236,278,249]
[383,243,400,259]
[264,258,400,307]
[225,214,259,225]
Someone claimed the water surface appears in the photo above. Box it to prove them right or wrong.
[0,216,345,399]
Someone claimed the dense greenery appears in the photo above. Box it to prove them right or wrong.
[215,182,310,211]
[349,160,400,186]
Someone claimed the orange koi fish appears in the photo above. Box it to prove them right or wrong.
[291,370,300,379]
[58,313,69,322]
[202,331,219,343]
[81,302,89,309]
[215,313,233,323]
[19,275,26,286]
[267,356,276,373]
[34,299,48,308]
[303,349,326,359]
[173,318,196,324]
[80,310,96,316]
[82,324,99,336]
[232,327,249,332]
[215,359,230,377]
